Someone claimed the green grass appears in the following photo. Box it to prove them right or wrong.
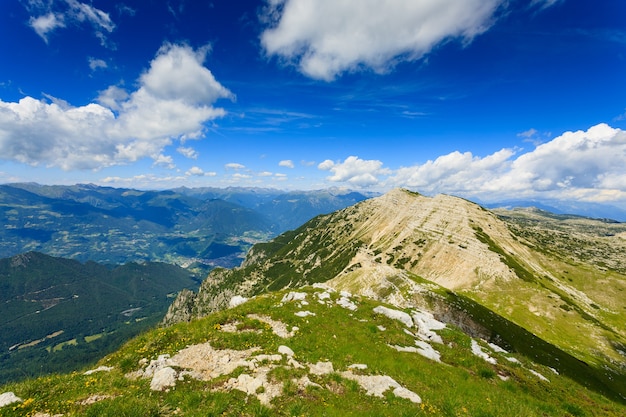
[1,287,625,416]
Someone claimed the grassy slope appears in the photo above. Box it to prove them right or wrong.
[2,287,625,416]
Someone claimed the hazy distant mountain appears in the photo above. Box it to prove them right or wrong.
[173,186,375,231]
[0,184,373,268]
[0,183,274,268]
[0,251,200,384]
[484,198,626,222]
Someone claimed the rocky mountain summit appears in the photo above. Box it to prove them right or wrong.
[164,188,626,400]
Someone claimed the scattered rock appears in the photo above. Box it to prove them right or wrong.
[224,367,282,406]
[83,366,113,375]
[309,361,334,375]
[336,296,357,311]
[229,295,249,308]
[143,354,174,378]
[390,345,419,353]
[414,340,441,362]
[529,369,550,382]
[294,310,315,317]
[471,340,497,365]
[293,375,322,389]
[392,386,422,404]
[373,306,414,328]
[411,310,445,344]
[487,342,508,353]
[150,366,178,391]
[248,314,296,338]
[77,394,115,405]
[348,363,368,370]
[169,342,259,380]
[0,392,22,407]
[281,292,308,303]
[316,291,331,303]
[340,371,421,403]
[278,345,294,357]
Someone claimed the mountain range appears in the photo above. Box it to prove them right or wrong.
[0,183,370,269]
[0,187,625,415]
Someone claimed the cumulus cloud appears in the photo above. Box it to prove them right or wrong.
[26,0,115,45]
[88,57,107,72]
[260,0,503,80]
[225,163,245,170]
[319,156,390,187]
[233,173,252,179]
[0,43,233,170]
[177,146,199,159]
[152,154,175,169]
[318,124,626,206]
[499,124,626,198]
[279,159,294,168]
[29,12,65,43]
[386,149,515,194]
[186,166,204,176]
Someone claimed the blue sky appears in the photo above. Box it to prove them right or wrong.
[1,0,626,209]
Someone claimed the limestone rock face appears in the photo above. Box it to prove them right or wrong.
[163,189,537,324]
[162,288,197,325]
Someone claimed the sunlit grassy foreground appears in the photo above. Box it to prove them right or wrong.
[1,286,624,416]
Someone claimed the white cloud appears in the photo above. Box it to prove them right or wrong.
[319,156,390,187]
[26,0,115,45]
[383,123,626,205]
[279,159,294,168]
[225,163,245,170]
[517,128,538,139]
[530,0,563,10]
[177,146,199,159]
[29,12,65,43]
[96,86,129,112]
[260,0,503,80]
[152,154,175,169]
[0,43,233,171]
[502,124,626,196]
[88,57,107,71]
[139,44,234,105]
[386,148,515,194]
[101,173,187,186]
[315,124,626,206]
[233,173,252,179]
[186,166,204,176]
